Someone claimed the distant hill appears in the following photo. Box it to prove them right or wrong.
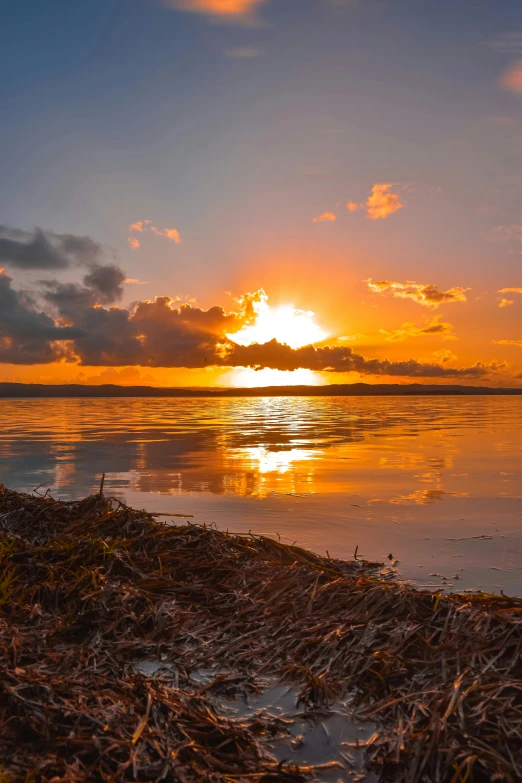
[0,382,521,397]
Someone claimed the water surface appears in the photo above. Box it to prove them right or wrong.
[1,396,520,594]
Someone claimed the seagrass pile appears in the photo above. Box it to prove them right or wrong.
[0,484,521,782]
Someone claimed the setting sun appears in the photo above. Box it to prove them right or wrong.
[226,367,322,387]
[228,298,328,350]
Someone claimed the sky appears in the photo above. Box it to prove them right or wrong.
[0,0,521,387]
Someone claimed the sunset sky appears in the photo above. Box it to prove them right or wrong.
[0,0,521,387]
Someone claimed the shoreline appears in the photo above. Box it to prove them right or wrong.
[1,381,522,398]
[1,485,521,781]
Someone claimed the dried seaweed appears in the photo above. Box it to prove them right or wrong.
[0,485,521,782]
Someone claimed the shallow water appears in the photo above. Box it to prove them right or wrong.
[0,395,520,594]
[218,683,377,782]
[134,664,377,782]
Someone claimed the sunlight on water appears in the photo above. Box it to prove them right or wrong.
[237,446,318,476]
[0,396,520,594]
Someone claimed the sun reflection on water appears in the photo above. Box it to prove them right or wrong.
[237,446,317,475]
[0,396,521,592]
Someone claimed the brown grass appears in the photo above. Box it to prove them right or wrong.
[0,484,521,782]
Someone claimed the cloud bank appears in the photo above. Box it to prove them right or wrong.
[0,271,502,377]
[0,225,509,382]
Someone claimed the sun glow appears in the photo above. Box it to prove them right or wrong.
[227,367,324,387]
[228,298,328,350]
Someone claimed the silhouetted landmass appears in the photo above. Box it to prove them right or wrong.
[0,382,520,398]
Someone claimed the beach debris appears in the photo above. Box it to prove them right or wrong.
[0,485,521,781]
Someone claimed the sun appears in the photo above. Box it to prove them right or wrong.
[226,367,324,387]
[228,298,328,349]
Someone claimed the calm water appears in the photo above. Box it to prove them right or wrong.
[1,396,520,594]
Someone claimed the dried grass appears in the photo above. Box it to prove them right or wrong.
[0,485,521,782]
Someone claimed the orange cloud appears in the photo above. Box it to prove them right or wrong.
[366,183,404,220]
[366,279,470,307]
[164,0,265,22]
[128,220,181,247]
[125,278,149,285]
[494,339,522,346]
[433,348,457,364]
[380,316,456,342]
[500,61,522,94]
[151,226,181,243]
[313,211,336,223]
[499,298,514,308]
[338,334,363,341]
[346,184,404,220]
[0,264,507,381]
[498,287,522,294]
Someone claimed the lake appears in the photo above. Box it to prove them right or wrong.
[1,395,520,594]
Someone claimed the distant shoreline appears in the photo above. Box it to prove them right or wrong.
[0,381,521,398]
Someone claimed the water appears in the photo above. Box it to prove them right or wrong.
[0,396,520,594]
[134,664,377,781]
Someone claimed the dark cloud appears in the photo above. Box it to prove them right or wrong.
[0,229,68,270]
[70,295,256,367]
[0,225,102,270]
[57,233,103,266]
[83,264,125,302]
[42,282,98,320]
[224,340,494,378]
[0,271,82,364]
[0,244,506,379]
[42,263,126,319]
[65,299,495,378]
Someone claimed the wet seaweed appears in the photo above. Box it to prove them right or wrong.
[0,484,521,782]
